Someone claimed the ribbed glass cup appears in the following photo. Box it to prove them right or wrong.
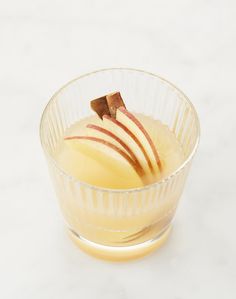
[40,68,200,261]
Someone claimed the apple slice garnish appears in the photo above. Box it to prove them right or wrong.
[65,91,162,188]
[64,136,147,184]
[116,107,162,172]
[102,115,154,176]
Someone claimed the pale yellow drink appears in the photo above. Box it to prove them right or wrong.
[56,114,184,188]
[52,113,185,259]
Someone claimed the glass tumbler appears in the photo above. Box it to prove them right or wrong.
[40,68,200,261]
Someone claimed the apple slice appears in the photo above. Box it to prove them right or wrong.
[102,115,154,177]
[117,107,162,172]
[86,124,143,171]
[90,95,110,119]
[106,92,126,118]
[64,136,146,185]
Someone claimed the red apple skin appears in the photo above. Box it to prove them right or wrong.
[86,124,143,172]
[103,115,154,174]
[64,135,146,183]
[118,107,162,170]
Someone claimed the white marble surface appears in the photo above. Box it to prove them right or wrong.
[1,1,236,298]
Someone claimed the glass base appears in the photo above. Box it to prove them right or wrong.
[68,225,172,261]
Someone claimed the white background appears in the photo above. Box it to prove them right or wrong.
[1,1,236,298]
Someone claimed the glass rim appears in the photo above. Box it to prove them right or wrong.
[40,67,200,193]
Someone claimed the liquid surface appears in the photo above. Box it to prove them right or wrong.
[55,113,185,189]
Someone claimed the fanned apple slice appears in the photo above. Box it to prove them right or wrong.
[102,115,154,177]
[106,92,126,118]
[64,136,146,185]
[90,95,110,119]
[117,107,162,172]
[86,124,143,171]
